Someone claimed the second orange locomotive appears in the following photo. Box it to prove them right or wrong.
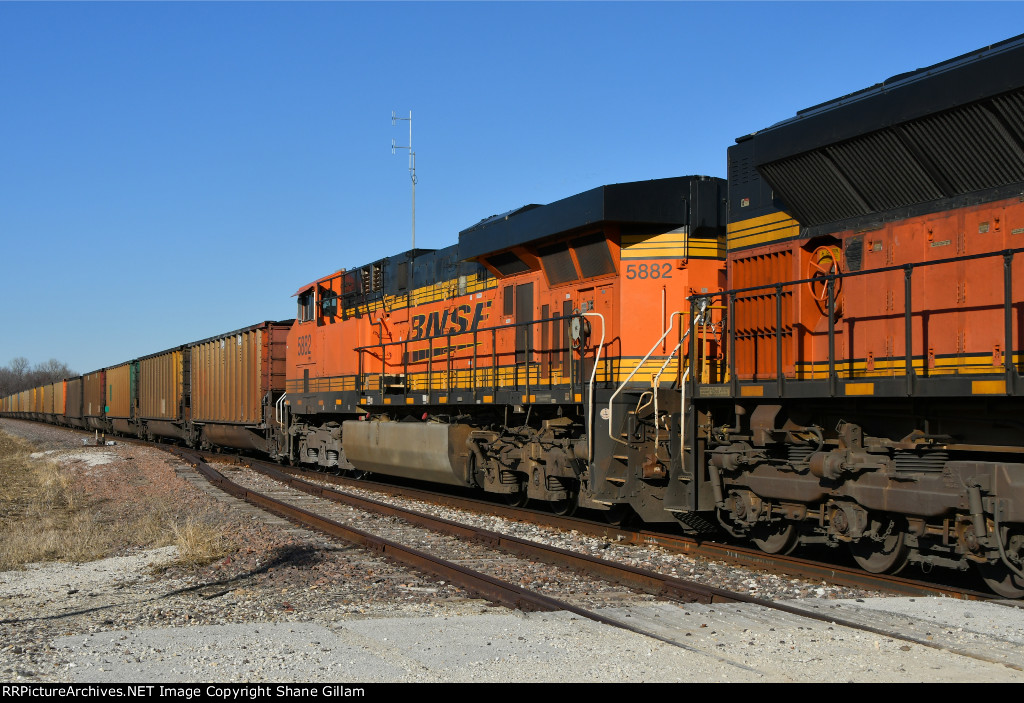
[282,175,727,518]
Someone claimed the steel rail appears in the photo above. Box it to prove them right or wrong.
[216,453,1020,671]
[273,464,991,601]
[240,457,739,605]
[171,449,773,659]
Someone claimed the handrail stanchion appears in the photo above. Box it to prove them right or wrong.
[904,265,914,396]
[580,313,605,467]
[729,292,737,396]
[1005,252,1015,393]
[776,284,784,395]
[828,276,836,396]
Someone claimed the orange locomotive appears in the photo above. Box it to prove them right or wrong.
[281,176,727,519]
[701,35,1024,595]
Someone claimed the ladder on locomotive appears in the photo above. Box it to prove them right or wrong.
[603,302,708,480]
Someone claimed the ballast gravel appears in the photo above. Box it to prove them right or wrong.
[2,418,1023,683]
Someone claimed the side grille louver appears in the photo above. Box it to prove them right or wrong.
[762,86,1024,228]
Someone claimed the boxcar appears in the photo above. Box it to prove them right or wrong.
[137,346,187,441]
[189,321,291,453]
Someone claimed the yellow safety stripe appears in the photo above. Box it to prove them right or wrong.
[727,212,801,251]
[341,273,498,318]
[621,231,726,260]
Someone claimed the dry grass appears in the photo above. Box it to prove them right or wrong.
[0,431,238,571]
[171,515,235,565]
[0,433,103,569]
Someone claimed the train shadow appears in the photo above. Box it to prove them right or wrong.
[0,543,327,625]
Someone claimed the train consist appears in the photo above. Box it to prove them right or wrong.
[5,35,1024,596]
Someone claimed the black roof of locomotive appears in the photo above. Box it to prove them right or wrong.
[458,175,725,261]
[731,33,1024,230]
[741,32,1024,164]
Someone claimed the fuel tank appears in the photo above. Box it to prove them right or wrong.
[341,420,472,486]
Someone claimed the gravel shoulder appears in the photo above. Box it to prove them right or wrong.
[2,418,1022,683]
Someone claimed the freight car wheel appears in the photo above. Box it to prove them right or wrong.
[504,488,529,508]
[977,563,1024,599]
[848,519,909,574]
[750,521,799,555]
[604,504,635,527]
[549,493,578,517]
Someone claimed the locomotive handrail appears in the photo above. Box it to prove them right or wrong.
[692,245,1023,393]
[275,393,288,429]
[580,312,606,464]
[352,311,585,397]
[651,323,693,452]
[607,310,693,447]
[711,245,1024,298]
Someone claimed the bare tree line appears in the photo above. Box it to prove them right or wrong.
[0,358,78,397]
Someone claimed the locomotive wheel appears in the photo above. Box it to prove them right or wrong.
[849,522,909,574]
[750,521,799,555]
[977,562,1024,599]
[978,528,1024,598]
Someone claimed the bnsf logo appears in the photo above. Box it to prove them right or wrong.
[409,302,487,341]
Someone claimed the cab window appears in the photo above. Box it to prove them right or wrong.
[298,291,315,322]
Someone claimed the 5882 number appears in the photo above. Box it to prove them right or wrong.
[625,263,673,280]
[296,334,312,357]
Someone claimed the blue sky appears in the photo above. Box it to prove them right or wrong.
[1,1,1020,374]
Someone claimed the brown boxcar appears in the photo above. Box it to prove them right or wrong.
[189,321,290,451]
[105,362,136,435]
[138,348,186,440]
[83,370,106,430]
[48,381,65,424]
[65,377,84,428]
[41,384,54,418]
[32,386,43,419]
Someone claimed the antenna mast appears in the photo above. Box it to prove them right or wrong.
[391,110,417,251]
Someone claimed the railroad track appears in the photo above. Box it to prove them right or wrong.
[166,446,1022,671]
[272,463,992,601]
[3,419,1000,599]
